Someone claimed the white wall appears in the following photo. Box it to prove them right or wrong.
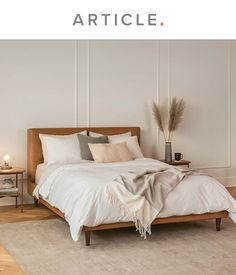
[0,40,235,205]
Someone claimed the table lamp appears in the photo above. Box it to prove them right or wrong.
[1,153,13,170]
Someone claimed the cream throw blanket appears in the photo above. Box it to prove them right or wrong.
[105,167,198,238]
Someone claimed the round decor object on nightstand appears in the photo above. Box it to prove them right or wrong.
[0,153,14,170]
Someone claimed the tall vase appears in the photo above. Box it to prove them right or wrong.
[165,142,172,162]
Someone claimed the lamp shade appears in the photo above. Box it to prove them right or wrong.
[1,153,14,169]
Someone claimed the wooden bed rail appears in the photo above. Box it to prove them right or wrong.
[36,195,228,246]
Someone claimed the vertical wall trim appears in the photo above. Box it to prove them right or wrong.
[227,41,231,167]
[87,41,91,127]
[167,40,171,140]
[167,41,171,108]
[74,40,78,127]
[156,41,160,146]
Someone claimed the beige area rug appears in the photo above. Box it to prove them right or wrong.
[0,218,236,275]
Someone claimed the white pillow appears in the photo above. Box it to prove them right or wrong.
[39,131,87,164]
[89,131,131,138]
[108,136,144,159]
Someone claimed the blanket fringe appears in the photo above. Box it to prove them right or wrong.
[134,218,151,239]
[105,187,152,239]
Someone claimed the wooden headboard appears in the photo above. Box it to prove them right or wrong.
[27,127,140,185]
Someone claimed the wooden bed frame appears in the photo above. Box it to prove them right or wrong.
[27,127,228,246]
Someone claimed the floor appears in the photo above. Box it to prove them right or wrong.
[227,186,236,198]
[0,204,57,224]
[0,245,25,275]
[0,204,58,275]
[0,187,236,275]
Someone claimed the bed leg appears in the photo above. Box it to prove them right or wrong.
[85,231,91,246]
[34,198,39,207]
[216,218,221,231]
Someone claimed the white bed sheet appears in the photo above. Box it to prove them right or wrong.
[33,158,236,241]
[35,161,93,184]
[35,163,48,184]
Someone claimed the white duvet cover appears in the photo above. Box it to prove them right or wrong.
[33,158,236,241]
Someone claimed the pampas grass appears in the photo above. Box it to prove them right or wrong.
[153,97,185,142]
[152,102,167,141]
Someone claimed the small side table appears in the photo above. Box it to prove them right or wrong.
[0,167,25,212]
[161,160,191,168]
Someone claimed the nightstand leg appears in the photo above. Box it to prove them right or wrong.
[15,174,18,208]
[21,173,23,213]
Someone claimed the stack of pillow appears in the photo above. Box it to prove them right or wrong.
[39,130,144,165]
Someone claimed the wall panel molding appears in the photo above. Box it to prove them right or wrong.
[167,41,171,108]
[76,41,90,127]
[197,42,231,169]
[156,41,160,147]
[1,40,236,206]
[87,41,91,127]
[227,41,232,168]
[76,40,232,169]
[167,41,231,169]
[74,41,79,127]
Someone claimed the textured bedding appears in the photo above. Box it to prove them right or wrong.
[106,167,202,238]
[33,158,236,241]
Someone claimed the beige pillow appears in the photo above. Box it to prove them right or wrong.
[88,142,133,163]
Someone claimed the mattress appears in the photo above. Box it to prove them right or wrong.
[35,163,48,184]
[33,158,236,241]
[35,160,93,184]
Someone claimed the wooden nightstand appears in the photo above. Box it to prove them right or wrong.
[161,160,191,168]
[0,167,25,212]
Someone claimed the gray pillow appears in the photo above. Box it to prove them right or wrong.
[77,134,109,160]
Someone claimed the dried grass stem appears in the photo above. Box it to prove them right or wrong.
[153,97,185,142]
